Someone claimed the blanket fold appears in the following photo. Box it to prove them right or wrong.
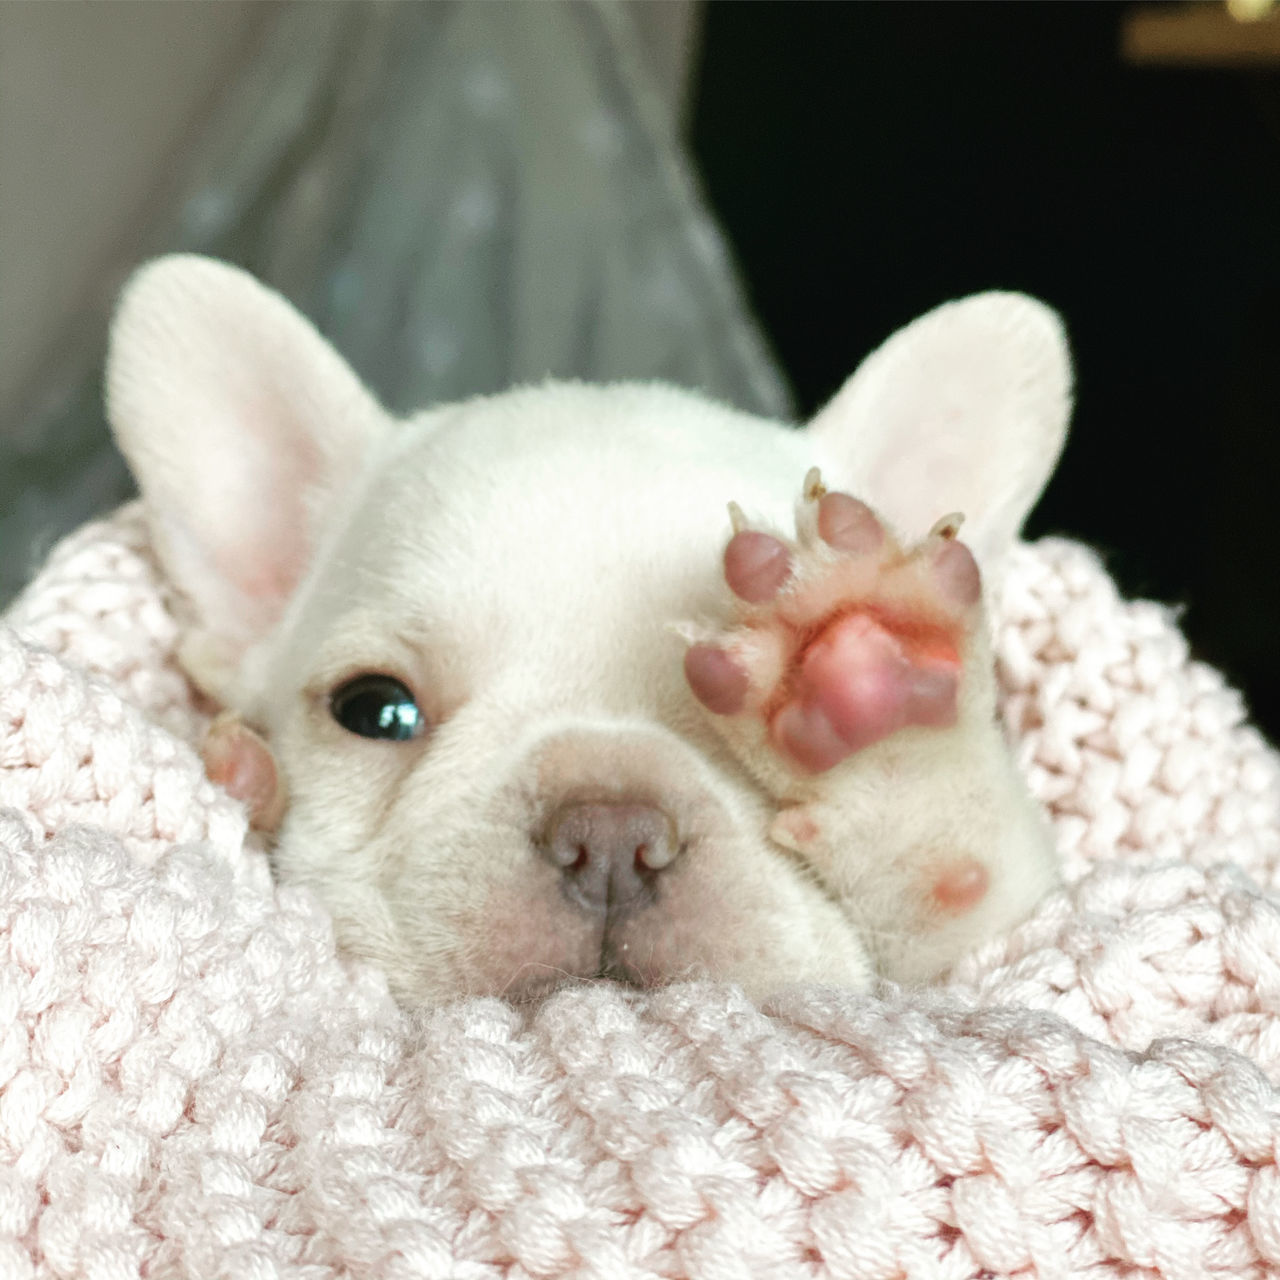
[2,506,1279,1278]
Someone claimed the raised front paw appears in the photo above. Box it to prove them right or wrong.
[677,467,1056,984]
[684,468,985,776]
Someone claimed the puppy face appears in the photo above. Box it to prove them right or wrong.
[107,257,1070,1004]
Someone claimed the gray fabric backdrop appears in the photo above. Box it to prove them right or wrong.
[0,0,791,603]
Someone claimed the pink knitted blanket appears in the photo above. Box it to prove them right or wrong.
[3,505,1279,1279]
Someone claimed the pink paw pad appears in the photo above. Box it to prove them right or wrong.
[770,612,960,773]
[685,471,981,775]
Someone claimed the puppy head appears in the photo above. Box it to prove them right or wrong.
[107,255,1069,1003]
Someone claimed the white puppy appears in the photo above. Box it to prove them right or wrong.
[106,255,1067,1004]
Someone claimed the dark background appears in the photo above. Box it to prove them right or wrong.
[692,2,1280,740]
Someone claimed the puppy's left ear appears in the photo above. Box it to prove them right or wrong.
[107,255,393,696]
[804,292,1072,567]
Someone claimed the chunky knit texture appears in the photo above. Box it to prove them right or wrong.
[2,503,1279,1279]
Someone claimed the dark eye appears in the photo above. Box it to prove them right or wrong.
[329,674,425,741]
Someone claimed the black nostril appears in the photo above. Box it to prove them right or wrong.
[539,800,681,915]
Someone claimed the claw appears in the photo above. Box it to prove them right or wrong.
[928,512,965,541]
[727,500,748,535]
[796,468,827,547]
[665,620,708,647]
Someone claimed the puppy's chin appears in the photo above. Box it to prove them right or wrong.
[467,964,671,1009]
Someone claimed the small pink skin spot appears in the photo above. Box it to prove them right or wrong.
[684,644,749,715]
[817,492,883,554]
[724,531,791,603]
[930,858,990,915]
[780,811,821,847]
[770,807,822,853]
[202,714,286,832]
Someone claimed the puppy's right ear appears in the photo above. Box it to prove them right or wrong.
[107,255,391,696]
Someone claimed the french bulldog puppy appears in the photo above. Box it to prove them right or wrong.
[106,255,1067,1004]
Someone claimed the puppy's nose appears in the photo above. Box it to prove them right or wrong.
[540,801,679,914]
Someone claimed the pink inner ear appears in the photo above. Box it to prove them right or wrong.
[109,256,392,657]
[209,405,324,615]
[216,531,308,607]
[805,294,1070,562]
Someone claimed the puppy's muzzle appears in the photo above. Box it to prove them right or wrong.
[539,801,680,916]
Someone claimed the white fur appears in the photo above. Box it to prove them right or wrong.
[106,255,1069,1004]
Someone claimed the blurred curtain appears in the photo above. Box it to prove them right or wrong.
[0,0,791,602]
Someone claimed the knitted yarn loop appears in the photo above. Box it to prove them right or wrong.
[1,504,1278,1278]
